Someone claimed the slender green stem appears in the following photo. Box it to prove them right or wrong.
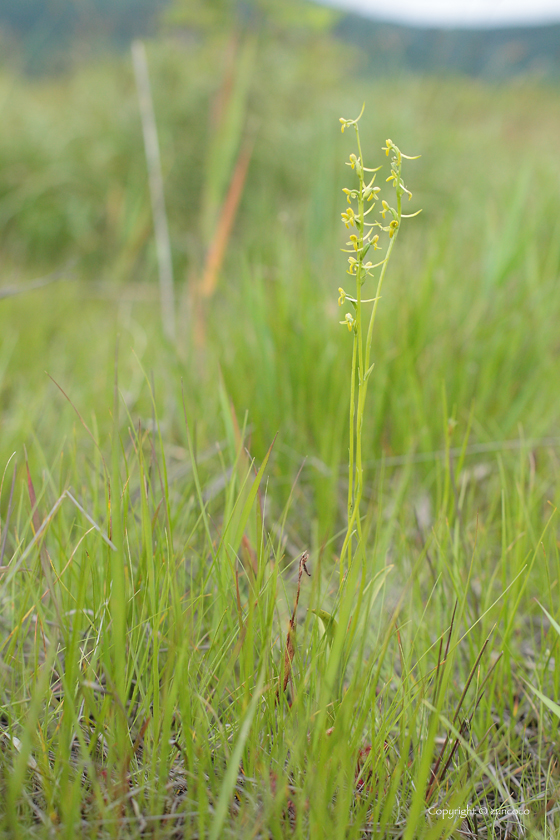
[345,332,357,582]
[338,119,416,586]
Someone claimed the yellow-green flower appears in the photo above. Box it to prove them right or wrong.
[341,207,356,228]
[346,257,358,275]
[382,139,394,156]
[339,312,355,331]
[363,185,380,202]
[338,287,346,306]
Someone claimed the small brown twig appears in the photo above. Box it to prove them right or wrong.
[276,552,311,702]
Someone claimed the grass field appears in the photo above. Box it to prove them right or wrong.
[1,28,560,838]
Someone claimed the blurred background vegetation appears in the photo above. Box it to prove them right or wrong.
[1,0,560,545]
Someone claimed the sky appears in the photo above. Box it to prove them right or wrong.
[319,0,560,28]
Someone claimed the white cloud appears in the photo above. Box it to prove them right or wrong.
[320,0,560,28]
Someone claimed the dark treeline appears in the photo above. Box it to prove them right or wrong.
[1,0,559,80]
[0,0,168,71]
[337,13,560,80]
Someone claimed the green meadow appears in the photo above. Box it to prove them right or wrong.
[1,18,560,839]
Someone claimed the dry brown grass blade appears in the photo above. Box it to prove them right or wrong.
[276,552,311,702]
[210,34,238,131]
[241,534,258,578]
[199,135,254,300]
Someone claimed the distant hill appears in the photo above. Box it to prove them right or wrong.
[335,12,560,80]
[1,0,559,81]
